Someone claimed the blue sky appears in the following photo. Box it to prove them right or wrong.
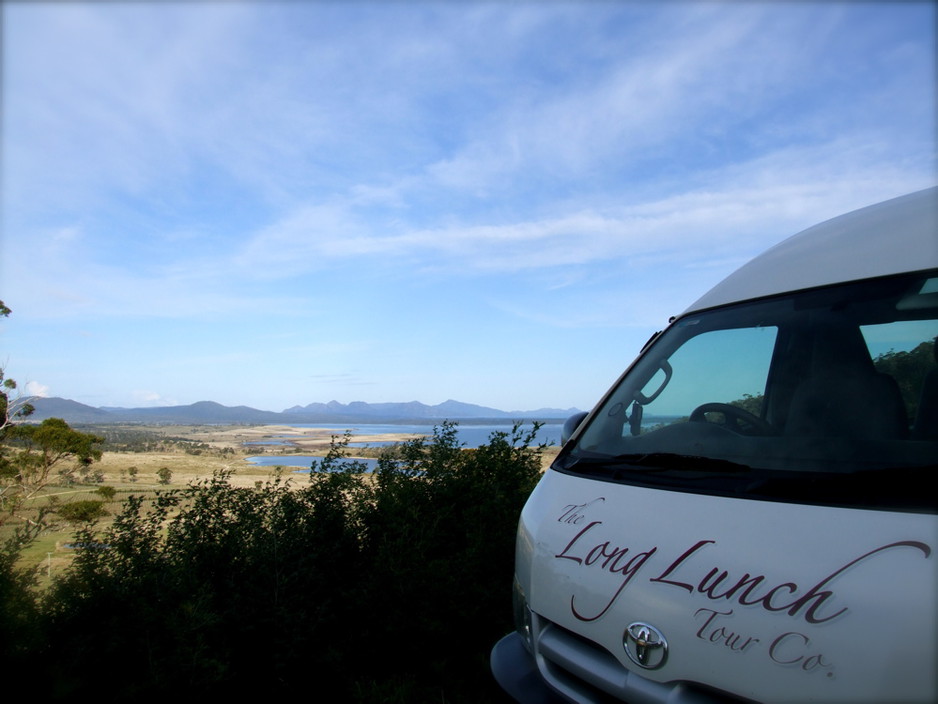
[1,1,935,413]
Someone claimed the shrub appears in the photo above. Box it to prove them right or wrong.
[356,421,544,692]
[57,500,108,524]
[34,422,544,701]
[0,527,43,677]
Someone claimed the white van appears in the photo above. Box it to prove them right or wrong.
[491,188,938,704]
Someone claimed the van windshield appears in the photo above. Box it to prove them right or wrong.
[561,270,938,513]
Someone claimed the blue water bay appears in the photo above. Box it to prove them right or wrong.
[242,421,564,473]
[286,422,564,448]
[241,418,680,471]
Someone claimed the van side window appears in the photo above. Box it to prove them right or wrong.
[640,326,777,427]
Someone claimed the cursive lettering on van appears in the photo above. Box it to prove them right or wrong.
[649,539,714,592]
[649,538,931,624]
[554,519,657,622]
[553,502,933,626]
[786,540,931,624]
[694,608,760,653]
[555,520,604,565]
[557,498,606,526]
[570,545,658,622]
[769,632,834,675]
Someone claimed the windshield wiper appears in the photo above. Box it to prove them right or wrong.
[562,452,751,474]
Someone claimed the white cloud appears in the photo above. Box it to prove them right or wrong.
[25,381,50,398]
[131,391,178,408]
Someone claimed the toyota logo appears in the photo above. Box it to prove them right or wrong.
[623,622,668,670]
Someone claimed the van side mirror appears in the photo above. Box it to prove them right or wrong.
[561,411,589,445]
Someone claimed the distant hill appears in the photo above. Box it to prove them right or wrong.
[25,397,579,425]
[281,398,551,420]
[21,397,115,423]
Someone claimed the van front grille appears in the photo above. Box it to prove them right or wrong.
[532,615,750,704]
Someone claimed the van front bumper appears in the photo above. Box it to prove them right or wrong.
[491,632,568,704]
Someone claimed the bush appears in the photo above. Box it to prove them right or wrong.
[33,422,544,701]
[0,528,43,678]
[56,500,108,524]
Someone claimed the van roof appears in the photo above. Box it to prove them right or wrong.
[685,186,938,315]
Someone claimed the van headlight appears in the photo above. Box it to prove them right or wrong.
[512,575,534,652]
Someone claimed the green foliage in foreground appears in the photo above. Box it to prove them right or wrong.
[0,526,42,671]
[8,422,543,702]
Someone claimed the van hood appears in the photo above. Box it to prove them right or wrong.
[518,470,936,703]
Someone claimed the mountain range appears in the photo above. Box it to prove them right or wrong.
[24,397,581,425]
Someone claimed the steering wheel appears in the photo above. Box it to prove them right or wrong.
[689,403,774,436]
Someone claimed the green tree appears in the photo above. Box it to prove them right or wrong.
[5,418,103,492]
[0,372,35,434]
[873,339,936,421]
[729,392,764,417]
[0,300,44,675]
[0,301,55,522]
[156,466,172,485]
[0,301,35,434]
[57,500,108,524]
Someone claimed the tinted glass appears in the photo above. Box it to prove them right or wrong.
[561,271,938,512]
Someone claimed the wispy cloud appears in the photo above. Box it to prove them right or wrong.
[130,390,178,408]
[229,140,928,283]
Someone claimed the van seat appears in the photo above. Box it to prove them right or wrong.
[785,327,909,440]
[786,369,908,439]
